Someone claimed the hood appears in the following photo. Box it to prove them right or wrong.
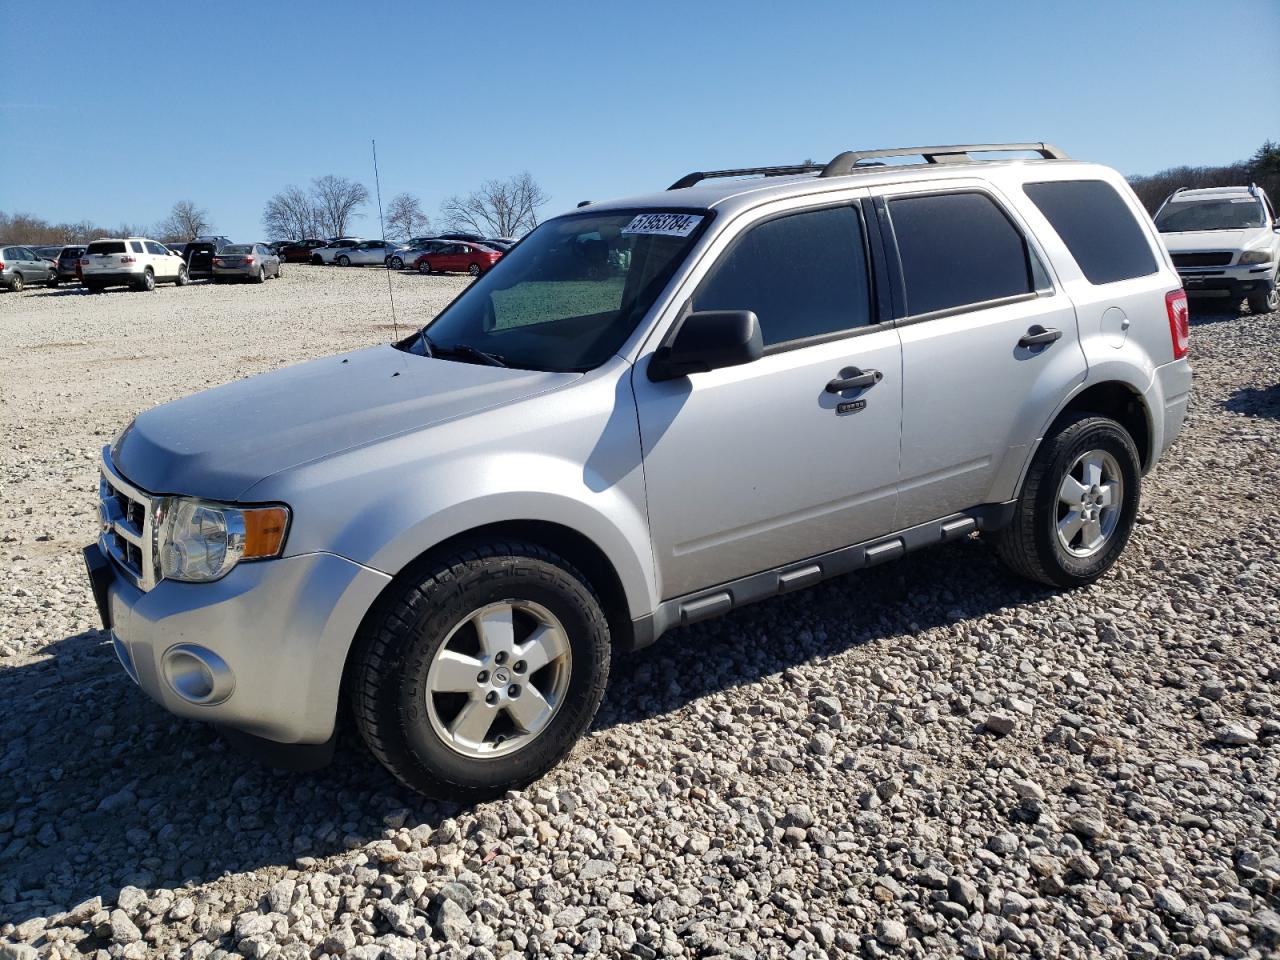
[1159,228,1262,253]
[113,345,577,501]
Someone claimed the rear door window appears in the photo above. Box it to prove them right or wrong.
[1024,180,1158,285]
[886,192,1033,317]
[693,205,873,348]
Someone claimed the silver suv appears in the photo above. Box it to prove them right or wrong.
[84,142,1193,798]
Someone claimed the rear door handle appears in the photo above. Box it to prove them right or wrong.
[826,368,883,393]
[1018,325,1063,348]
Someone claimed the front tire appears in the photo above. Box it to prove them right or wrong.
[337,255,350,267]
[992,415,1141,588]
[48,276,60,288]
[1247,271,1279,315]
[175,265,189,286]
[350,541,611,800]
[390,256,404,270]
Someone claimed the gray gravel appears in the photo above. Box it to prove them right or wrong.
[1,272,1278,959]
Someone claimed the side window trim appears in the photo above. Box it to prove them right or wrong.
[875,186,1053,326]
[689,200,889,357]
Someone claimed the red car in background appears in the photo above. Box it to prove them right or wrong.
[414,241,502,277]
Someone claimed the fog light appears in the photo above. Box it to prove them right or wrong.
[162,644,235,704]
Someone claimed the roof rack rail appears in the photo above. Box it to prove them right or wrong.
[668,162,825,191]
[819,142,1068,178]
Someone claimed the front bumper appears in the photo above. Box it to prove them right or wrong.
[84,542,390,744]
[1177,262,1275,298]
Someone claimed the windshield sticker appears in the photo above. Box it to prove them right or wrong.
[621,213,703,237]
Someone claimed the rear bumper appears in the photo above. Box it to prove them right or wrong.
[212,265,255,278]
[1148,357,1192,464]
[81,271,142,286]
[87,542,391,744]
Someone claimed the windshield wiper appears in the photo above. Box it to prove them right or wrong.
[435,343,507,368]
[417,335,507,367]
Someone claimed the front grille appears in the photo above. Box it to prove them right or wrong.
[1172,252,1233,268]
[98,455,157,590]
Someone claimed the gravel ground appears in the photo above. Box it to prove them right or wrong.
[0,270,1277,960]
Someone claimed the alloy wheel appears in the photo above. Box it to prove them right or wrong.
[424,599,572,759]
[1056,449,1124,558]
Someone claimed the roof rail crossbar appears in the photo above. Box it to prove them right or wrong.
[819,142,1068,179]
[668,163,825,191]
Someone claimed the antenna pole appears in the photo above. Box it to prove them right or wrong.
[371,138,399,340]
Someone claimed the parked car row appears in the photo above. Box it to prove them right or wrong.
[1,235,284,292]
[270,233,514,276]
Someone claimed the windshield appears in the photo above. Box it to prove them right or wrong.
[223,244,253,254]
[406,209,709,372]
[1156,199,1266,232]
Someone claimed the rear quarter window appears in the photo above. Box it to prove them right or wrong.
[1023,180,1158,285]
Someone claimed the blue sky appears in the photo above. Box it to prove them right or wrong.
[2,0,1276,240]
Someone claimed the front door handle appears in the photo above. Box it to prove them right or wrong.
[826,368,883,393]
[1018,325,1063,348]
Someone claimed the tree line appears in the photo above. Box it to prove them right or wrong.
[1,171,550,246]
[1127,141,1279,213]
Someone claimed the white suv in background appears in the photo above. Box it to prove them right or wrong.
[80,237,189,292]
[1154,185,1280,314]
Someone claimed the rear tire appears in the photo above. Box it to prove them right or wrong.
[10,274,23,293]
[350,541,611,800]
[992,415,1141,588]
[136,269,155,292]
[254,266,266,284]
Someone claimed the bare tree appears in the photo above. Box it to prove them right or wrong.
[384,192,430,241]
[440,171,549,238]
[262,185,321,240]
[156,200,211,242]
[311,175,369,237]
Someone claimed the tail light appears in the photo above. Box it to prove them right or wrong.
[0,261,5,272]
[244,257,255,264]
[120,256,136,264]
[1165,289,1189,360]
[212,257,223,265]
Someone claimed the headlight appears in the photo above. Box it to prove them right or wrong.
[156,498,289,583]
[1239,249,1273,265]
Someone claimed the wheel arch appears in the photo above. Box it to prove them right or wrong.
[340,519,636,703]
[1052,380,1153,471]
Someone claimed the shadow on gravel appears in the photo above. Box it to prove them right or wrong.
[1225,384,1280,420]
[0,537,1052,923]
[1187,303,1244,326]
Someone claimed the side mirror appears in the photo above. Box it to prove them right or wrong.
[648,309,763,381]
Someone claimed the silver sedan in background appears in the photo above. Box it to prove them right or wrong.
[212,243,282,283]
[334,239,402,267]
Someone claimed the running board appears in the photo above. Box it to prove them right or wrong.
[629,502,1015,649]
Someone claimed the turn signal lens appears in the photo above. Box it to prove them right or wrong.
[243,506,289,559]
